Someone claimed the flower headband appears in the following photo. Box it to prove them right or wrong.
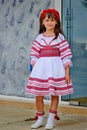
[40,9,60,21]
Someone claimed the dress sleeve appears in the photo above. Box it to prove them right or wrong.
[58,34,73,68]
[30,36,41,65]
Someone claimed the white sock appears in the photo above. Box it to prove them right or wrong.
[46,113,55,126]
[31,112,44,128]
[37,115,44,123]
[37,111,44,122]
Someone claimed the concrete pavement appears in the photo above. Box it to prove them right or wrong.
[0,105,87,130]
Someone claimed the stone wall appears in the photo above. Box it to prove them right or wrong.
[0,0,54,97]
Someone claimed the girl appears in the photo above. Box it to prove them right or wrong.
[26,9,74,129]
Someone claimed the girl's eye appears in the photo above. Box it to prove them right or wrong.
[45,19,54,22]
[51,19,55,22]
[45,19,49,22]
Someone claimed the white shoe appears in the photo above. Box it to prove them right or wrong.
[31,121,43,129]
[45,124,54,130]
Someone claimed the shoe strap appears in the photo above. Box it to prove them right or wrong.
[49,109,60,120]
[34,111,45,120]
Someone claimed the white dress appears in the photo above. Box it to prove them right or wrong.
[25,33,74,96]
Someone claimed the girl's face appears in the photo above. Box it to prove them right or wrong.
[42,16,57,31]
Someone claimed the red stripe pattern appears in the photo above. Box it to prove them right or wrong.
[30,34,72,67]
[26,77,73,96]
[26,34,73,96]
[30,40,41,65]
[39,46,60,57]
[58,40,72,67]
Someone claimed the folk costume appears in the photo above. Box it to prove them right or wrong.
[26,33,74,96]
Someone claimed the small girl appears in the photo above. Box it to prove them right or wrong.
[26,8,74,129]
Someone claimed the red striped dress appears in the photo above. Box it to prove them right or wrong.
[25,33,74,96]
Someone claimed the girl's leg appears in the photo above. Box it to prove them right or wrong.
[45,96,59,129]
[31,96,44,129]
[36,96,44,112]
[50,95,59,111]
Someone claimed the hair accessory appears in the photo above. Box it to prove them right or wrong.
[40,8,60,20]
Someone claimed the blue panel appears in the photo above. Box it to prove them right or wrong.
[62,0,87,105]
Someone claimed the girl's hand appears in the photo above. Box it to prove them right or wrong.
[66,73,71,84]
[65,66,71,84]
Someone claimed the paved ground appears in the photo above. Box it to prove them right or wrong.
[0,106,87,130]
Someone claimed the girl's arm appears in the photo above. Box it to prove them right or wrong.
[65,65,71,84]
[30,36,41,66]
[59,34,73,68]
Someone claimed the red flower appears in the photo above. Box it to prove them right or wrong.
[40,8,60,20]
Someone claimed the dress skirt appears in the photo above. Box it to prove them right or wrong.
[25,56,74,96]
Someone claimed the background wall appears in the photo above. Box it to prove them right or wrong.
[0,0,54,97]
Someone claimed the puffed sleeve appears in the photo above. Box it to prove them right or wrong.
[58,34,73,68]
[30,35,41,65]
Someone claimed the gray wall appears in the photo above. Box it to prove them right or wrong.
[0,0,54,97]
